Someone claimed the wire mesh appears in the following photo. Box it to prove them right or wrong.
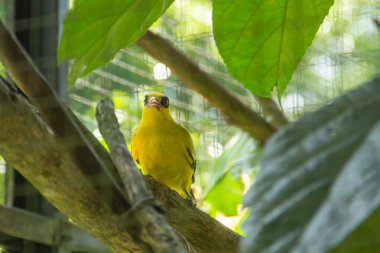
[283,0,380,118]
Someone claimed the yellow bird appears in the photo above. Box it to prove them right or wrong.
[131,92,196,202]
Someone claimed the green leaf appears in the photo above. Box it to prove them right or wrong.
[204,132,257,196]
[203,132,258,216]
[241,76,380,253]
[0,63,5,77]
[59,0,174,83]
[206,173,243,216]
[213,0,334,97]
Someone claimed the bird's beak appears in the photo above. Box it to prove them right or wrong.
[146,96,162,109]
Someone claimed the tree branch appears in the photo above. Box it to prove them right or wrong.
[254,95,289,128]
[145,176,240,253]
[0,21,65,135]
[137,30,276,144]
[96,98,186,253]
[0,77,137,253]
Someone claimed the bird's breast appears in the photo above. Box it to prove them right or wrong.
[135,126,186,174]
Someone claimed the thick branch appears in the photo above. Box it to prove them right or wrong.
[0,78,137,253]
[0,21,65,135]
[145,176,240,253]
[137,30,276,143]
[96,99,186,253]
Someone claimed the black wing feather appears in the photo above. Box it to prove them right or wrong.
[187,148,196,183]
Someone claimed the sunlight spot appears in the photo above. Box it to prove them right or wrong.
[319,20,332,34]
[93,128,102,139]
[115,109,126,122]
[207,142,223,158]
[282,93,305,113]
[192,4,212,25]
[310,56,337,81]
[153,63,171,80]
[342,33,355,53]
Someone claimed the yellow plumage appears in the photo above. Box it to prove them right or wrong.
[131,92,196,200]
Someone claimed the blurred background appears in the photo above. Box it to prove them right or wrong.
[0,0,379,252]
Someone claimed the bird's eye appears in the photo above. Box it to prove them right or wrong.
[161,96,169,108]
[144,95,149,105]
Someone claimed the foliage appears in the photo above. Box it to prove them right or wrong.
[203,132,259,216]
[0,63,5,77]
[205,173,243,216]
[242,77,380,253]
[58,0,174,84]
[212,0,334,97]
[59,0,334,97]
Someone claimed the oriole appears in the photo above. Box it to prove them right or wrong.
[131,92,196,202]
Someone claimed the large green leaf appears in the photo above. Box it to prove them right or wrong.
[59,0,173,83]
[241,76,380,253]
[213,0,334,97]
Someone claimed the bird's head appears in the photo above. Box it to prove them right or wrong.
[143,92,170,110]
[141,92,173,123]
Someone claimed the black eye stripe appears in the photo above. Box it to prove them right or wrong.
[144,95,149,105]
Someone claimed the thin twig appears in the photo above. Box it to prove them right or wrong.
[373,18,380,30]
[254,95,289,128]
[137,30,276,144]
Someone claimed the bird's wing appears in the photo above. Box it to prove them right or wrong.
[178,124,196,183]
[131,130,140,165]
[187,146,196,183]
